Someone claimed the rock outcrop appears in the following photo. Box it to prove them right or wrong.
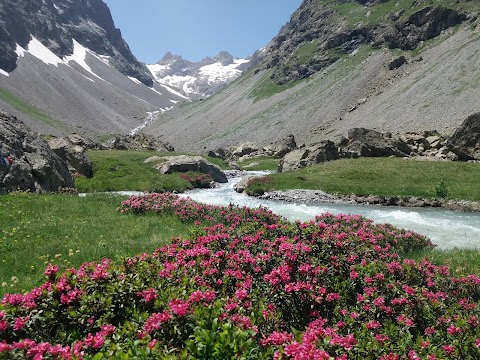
[0,0,153,85]
[264,134,297,159]
[279,140,338,173]
[232,142,260,158]
[48,135,93,177]
[156,155,228,183]
[112,134,174,152]
[0,110,73,194]
[340,128,411,158]
[262,2,469,85]
[446,113,480,161]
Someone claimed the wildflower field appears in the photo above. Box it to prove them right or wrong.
[1,193,479,359]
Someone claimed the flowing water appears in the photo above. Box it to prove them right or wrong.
[181,172,480,249]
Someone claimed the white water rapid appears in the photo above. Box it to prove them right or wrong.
[181,172,480,249]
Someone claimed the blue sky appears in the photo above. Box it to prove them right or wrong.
[103,0,303,64]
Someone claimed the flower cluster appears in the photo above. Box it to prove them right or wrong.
[0,193,478,359]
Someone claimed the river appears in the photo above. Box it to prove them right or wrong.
[180,171,480,249]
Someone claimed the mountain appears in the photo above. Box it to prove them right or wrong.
[147,51,250,97]
[0,0,187,137]
[145,0,480,152]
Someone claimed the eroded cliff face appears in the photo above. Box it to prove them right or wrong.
[0,0,152,85]
[260,0,474,85]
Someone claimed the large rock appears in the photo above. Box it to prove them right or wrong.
[279,140,338,173]
[156,155,228,183]
[48,136,93,177]
[341,128,411,157]
[112,133,174,152]
[446,113,480,161]
[0,110,73,194]
[264,134,297,159]
[232,142,259,158]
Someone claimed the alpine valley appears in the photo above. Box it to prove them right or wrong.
[1,0,480,151]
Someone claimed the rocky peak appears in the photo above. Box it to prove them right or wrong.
[213,51,235,66]
[257,0,475,85]
[158,52,185,65]
[0,0,153,85]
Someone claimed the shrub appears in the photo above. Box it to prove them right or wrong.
[435,180,449,199]
[1,194,479,359]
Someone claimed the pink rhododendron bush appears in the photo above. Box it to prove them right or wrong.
[1,193,480,359]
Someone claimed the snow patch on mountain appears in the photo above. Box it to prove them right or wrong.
[28,37,64,66]
[128,76,143,85]
[199,59,249,84]
[147,52,250,97]
[15,44,26,58]
[65,39,104,81]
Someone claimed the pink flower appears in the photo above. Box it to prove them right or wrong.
[326,293,340,302]
[442,344,455,355]
[44,264,59,277]
[144,311,172,334]
[148,339,158,350]
[447,324,461,335]
[137,288,157,303]
[169,299,190,317]
[366,320,382,330]
[13,317,27,331]
[476,339,480,348]
[260,331,294,346]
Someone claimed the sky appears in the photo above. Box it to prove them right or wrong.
[103,0,303,64]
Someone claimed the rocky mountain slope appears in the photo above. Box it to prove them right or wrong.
[147,51,250,98]
[0,0,187,137]
[146,0,480,152]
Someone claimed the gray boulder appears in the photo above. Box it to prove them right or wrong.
[264,134,297,159]
[279,140,338,173]
[341,128,411,157]
[0,109,73,194]
[233,176,256,193]
[48,136,93,177]
[232,142,259,158]
[446,113,480,161]
[156,155,228,183]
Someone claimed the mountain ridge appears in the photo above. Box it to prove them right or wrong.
[147,51,250,97]
[145,0,480,152]
[0,0,187,137]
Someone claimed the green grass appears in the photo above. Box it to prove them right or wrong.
[238,156,280,171]
[245,158,480,201]
[248,69,303,102]
[0,87,64,128]
[75,150,229,193]
[403,248,480,277]
[0,193,192,297]
[294,41,319,64]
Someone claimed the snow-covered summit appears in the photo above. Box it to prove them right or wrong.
[147,51,251,98]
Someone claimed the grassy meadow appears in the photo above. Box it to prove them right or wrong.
[76,150,229,193]
[0,193,192,297]
[245,157,480,201]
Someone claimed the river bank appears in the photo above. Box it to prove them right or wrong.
[256,189,480,213]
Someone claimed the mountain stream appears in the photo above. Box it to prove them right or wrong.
[180,172,480,249]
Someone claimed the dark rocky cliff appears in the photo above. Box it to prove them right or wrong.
[0,0,153,85]
[259,0,475,85]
